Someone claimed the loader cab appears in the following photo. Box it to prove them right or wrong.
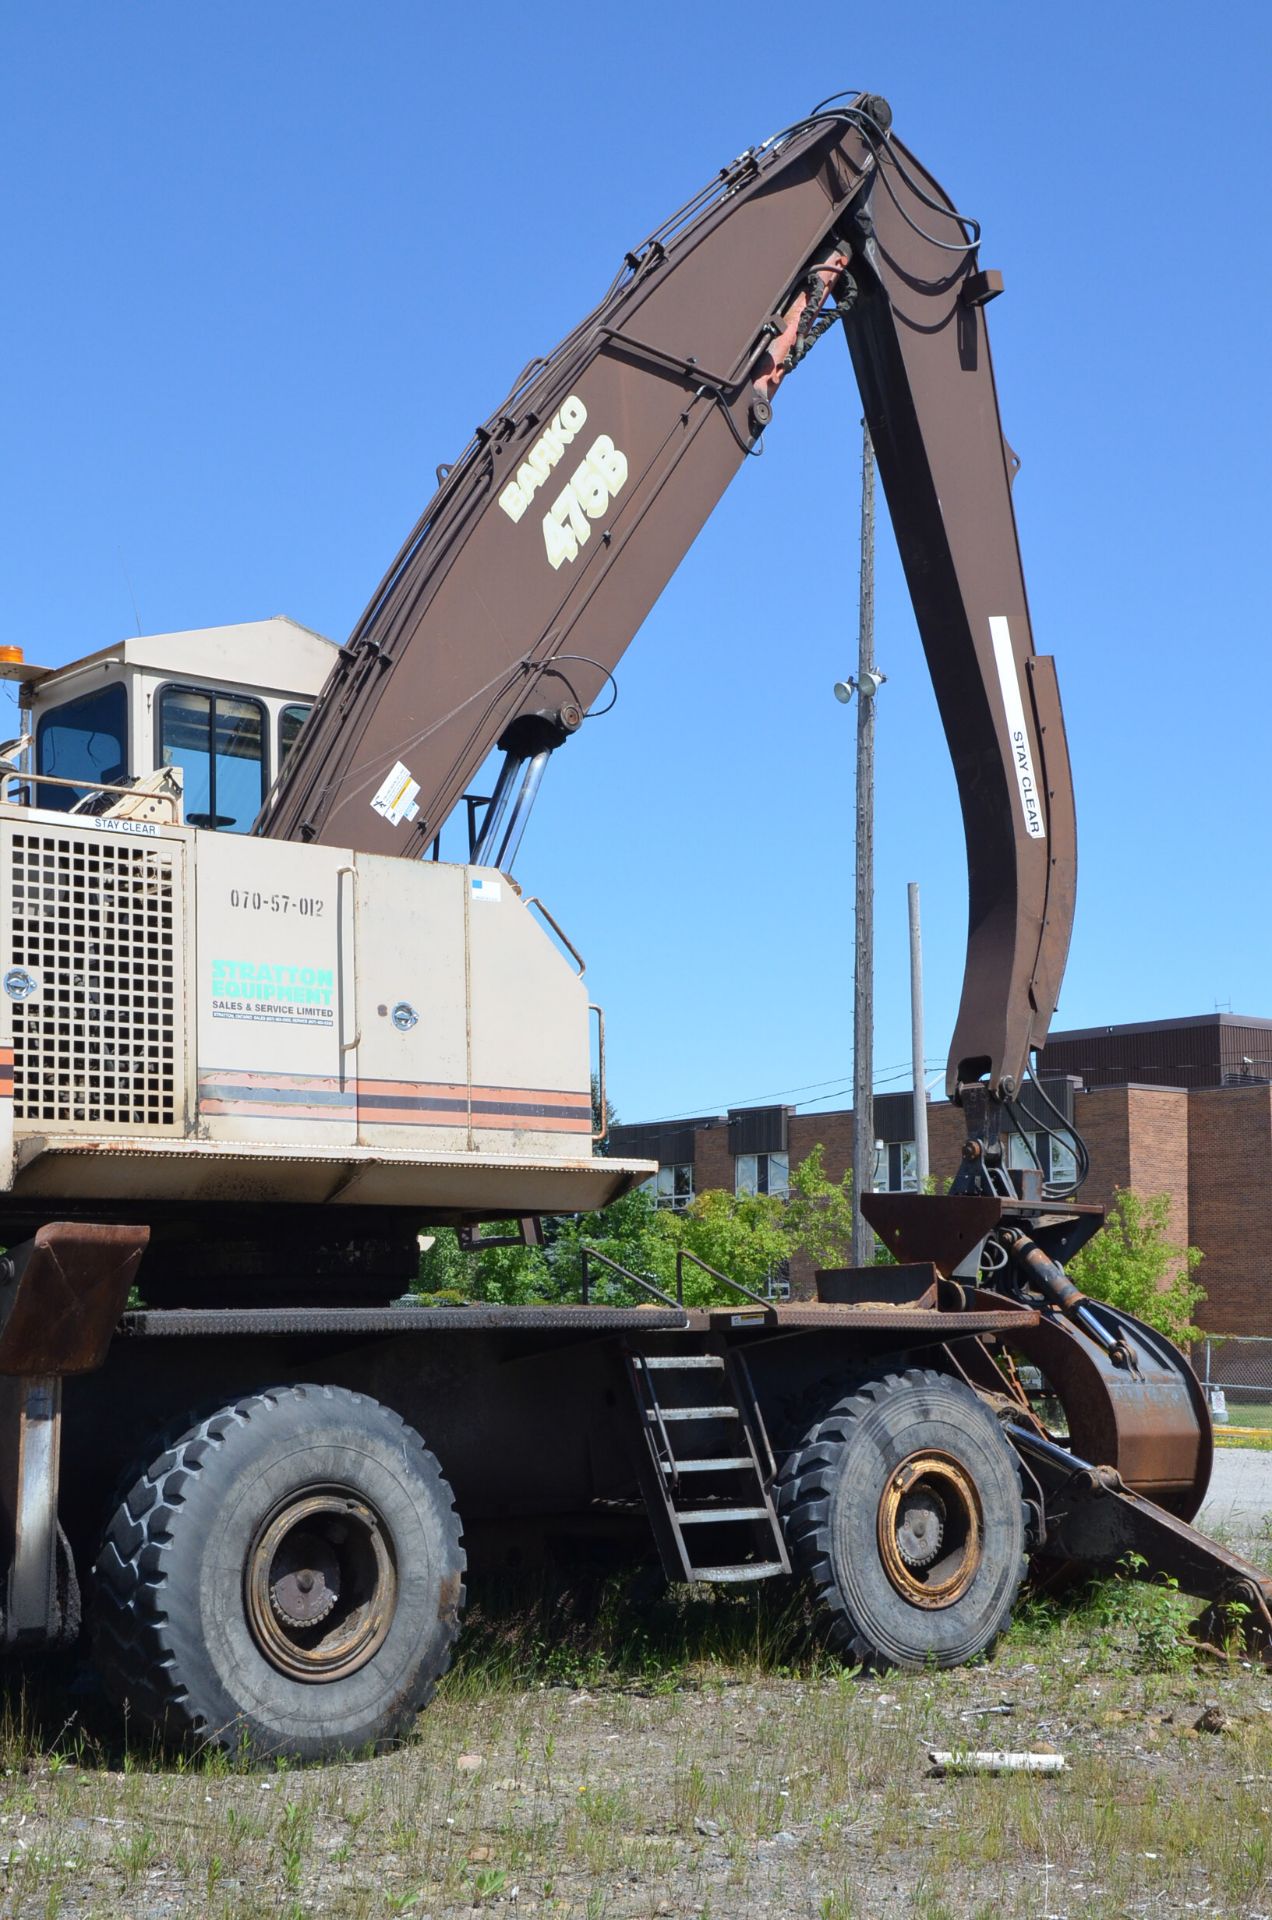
[8,617,336,830]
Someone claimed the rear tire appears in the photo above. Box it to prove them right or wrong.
[92,1385,465,1761]
[777,1368,1026,1671]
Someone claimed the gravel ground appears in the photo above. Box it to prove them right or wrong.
[1,1460,1271,1918]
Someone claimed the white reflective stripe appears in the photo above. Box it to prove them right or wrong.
[989,616,1046,842]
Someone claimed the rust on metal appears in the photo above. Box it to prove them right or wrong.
[1011,1427,1272,1660]
[736,1304,1039,1335]
[244,1487,398,1683]
[860,1194,1006,1276]
[1000,1303,1212,1520]
[877,1451,983,1609]
[0,1223,148,1376]
[814,1262,939,1308]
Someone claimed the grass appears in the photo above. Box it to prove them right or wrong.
[0,1562,1271,1917]
[1215,1397,1272,1425]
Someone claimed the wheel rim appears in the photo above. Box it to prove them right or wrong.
[876,1450,983,1609]
[245,1487,397,1681]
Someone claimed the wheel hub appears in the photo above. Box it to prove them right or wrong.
[245,1488,398,1681]
[877,1451,983,1610]
[894,1487,946,1570]
[268,1530,342,1628]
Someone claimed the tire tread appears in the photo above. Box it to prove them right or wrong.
[776,1367,1026,1671]
[92,1385,464,1757]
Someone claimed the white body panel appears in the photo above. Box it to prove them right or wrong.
[0,805,647,1214]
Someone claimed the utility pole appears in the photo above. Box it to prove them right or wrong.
[852,421,878,1268]
[908,881,929,1187]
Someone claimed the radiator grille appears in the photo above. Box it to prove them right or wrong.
[8,828,184,1131]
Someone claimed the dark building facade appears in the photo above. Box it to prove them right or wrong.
[610,1015,1272,1337]
[1037,1012,1272,1094]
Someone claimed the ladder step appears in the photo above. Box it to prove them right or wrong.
[656,1405,739,1421]
[673,1457,753,1473]
[675,1506,770,1524]
[689,1562,787,1584]
[634,1354,725,1371]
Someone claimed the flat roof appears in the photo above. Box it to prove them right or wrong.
[1045,1013,1272,1042]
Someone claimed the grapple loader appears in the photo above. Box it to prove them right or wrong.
[0,92,1263,1761]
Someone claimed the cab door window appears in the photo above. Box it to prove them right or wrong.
[157,687,267,831]
[34,683,128,809]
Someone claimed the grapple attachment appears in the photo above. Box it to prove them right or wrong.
[861,1189,1272,1657]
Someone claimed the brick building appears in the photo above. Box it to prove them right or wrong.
[610,1014,1272,1337]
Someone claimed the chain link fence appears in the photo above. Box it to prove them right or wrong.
[1192,1337,1272,1429]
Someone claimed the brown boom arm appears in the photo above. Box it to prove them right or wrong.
[259,93,1075,1104]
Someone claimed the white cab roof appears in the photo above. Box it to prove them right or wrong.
[26,616,337,703]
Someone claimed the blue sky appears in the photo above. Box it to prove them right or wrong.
[5,4,1270,1125]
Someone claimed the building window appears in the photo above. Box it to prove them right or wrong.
[157,686,267,832]
[35,683,128,809]
[646,1163,694,1210]
[1007,1130,1077,1188]
[736,1150,789,1199]
[872,1141,918,1192]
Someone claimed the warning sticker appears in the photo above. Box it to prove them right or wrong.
[370,760,421,828]
[989,615,1046,842]
[210,958,335,1026]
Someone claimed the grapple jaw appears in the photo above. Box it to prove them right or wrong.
[861,1189,1212,1519]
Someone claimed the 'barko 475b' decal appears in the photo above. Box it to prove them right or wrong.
[497,394,629,569]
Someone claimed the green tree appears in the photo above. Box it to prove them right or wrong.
[416,1147,883,1309]
[783,1144,858,1270]
[547,1184,677,1301]
[415,1226,556,1305]
[662,1187,792,1304]
[1067,1188,1205,1345]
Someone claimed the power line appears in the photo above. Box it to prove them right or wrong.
[640,1057,946,1124]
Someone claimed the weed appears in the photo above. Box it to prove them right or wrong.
[1088,1556,1193,1671]
[112,1828,157,1881]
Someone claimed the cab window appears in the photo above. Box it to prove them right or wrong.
[35,683,128,810]
[157,687,267,832]
[279,702,312,763]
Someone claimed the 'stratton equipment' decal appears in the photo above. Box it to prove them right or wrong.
[210,959,335,1027]
[989,616,1046,841]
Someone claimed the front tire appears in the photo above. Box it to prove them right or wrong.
[92,1385,465,1761]
[777,1368,1026,1671]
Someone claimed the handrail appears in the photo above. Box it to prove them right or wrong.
[1,769,183,823]
[590,1002,606,1143]
[580,1244,682,1311]
[628,1351,679,1495]
[675,1248,772,1311]
[523,896,586,977]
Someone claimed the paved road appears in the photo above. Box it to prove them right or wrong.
[1198,1447,1272,1533]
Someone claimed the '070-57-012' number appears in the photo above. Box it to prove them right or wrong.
[229,890,324,916]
